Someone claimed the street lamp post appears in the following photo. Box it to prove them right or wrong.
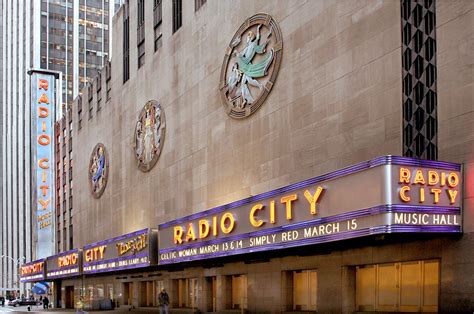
[0,255,26,297]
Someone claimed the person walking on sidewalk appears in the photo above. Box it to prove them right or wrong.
[42,296,49,310]
[158,288,170,314]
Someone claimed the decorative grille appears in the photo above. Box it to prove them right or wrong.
[401,0,437,160]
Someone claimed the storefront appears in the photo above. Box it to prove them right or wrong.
[77,228,157,310]
[154,156,462,312]
[46,249,81,308]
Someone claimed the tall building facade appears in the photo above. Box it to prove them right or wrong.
[39,0,118,112]
[1,0,35,296]
[24,0,469,312]
[0,0,119,296]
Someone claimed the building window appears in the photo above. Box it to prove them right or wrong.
[96,72,102,111]
[123,4,130,83]
[292,270,317,311]
[63,227,67,252]
[77,96,83,130]
[195,0,206,11]
[106,60,112,101]
[231,275,247,310]
[172,0,182,33]
[356,260,439,312]
[154,28,163,52]
[69,224,73,250]
[137,0,145,27]
[138,41,145,68]
[137,0,145,69]
[88,84,93,119]
[175,278,199,308]
[154,0,163,53]
[154,0,162,27]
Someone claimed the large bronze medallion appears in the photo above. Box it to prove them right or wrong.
[134,100,166,172]
[220,13,283,119]
[89,143,109,198]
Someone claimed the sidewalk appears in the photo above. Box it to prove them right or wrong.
[9,308,158,314]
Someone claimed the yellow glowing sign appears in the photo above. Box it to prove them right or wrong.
[398,168,459,204]
[173,186,325,245]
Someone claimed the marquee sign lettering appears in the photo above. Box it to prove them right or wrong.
[46,249,81,279]
[20,260,45,283]
[82,228,157,274]
[158,156,462,264]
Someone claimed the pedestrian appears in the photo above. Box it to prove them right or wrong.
[158,288,169,314]
[43,296,49,310]
[1,296,5,307]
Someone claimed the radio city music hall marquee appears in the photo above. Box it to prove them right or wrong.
[82,228,157,274]
[20,260,45,283]
[158,156,462,264]
[46,249,81,279]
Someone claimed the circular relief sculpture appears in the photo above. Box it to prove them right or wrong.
[220,13,283,119]
[134,100,166,172]
[89,143,109,198]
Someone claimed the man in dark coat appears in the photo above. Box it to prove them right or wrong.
[42,296,49,309]
[158,288,169,314]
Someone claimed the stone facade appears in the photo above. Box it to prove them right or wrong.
[66,0,473,312]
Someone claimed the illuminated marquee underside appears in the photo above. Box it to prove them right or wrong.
[158,156,462,264]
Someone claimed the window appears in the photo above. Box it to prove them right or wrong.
[123,4,130,83]
[137,0,145,27]
[154,28,162,52]
[88,84,93,119]
[105,60,112,101]
[107,284,114,300]
[172,0,182,33]
[68,224,73,250]
[137,0,145,68]
[356,260,439,312]
[292,270,317,311]
[154,0,163,54]
[96,72,102,111]
[138,41,145,68]
[176,278,199,308]
[77,96,83,130]
[231,275,247,310]
[63,227,67,252]
[195,0,206,11]
[154,0,162,27]
[96,284,105,299]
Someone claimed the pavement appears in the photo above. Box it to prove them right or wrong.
[0,306,158,313]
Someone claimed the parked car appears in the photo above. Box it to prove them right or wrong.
[8,298,42,307]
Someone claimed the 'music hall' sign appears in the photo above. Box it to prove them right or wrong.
[158,156,462,264]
